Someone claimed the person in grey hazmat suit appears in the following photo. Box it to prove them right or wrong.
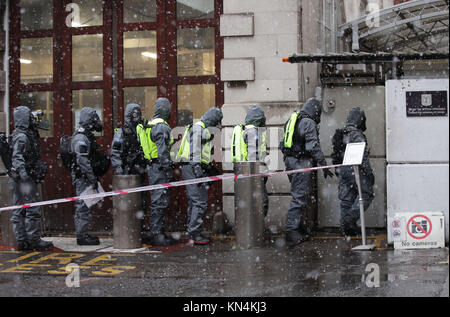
[111,103,146,176]
[9,106,53,251]
[137,98,175,246]
[281,98,334,245]
[179,107,223,245]
[71,107,104,245]
[337,107,375,236]
[111,103,149,240]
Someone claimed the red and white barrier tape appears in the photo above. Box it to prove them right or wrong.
[0,164,344,212]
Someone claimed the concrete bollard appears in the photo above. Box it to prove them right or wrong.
[112,175,142,249]
[0,175,16,248]
[233,162,265,248]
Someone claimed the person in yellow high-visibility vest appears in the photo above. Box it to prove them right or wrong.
[280,98,334,246]
[136,98,175,246]
[231,105,269,216]
[177,107,223,245]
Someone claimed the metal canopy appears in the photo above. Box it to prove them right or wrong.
[282,52,449,64]
[339,0,449,53]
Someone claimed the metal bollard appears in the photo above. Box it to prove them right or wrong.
[112,175,142,249]
[234,162,265,248]
[0,175,16,248]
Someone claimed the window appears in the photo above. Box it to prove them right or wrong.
[177,0,214,21]
[123,31,157,79]
[20,37,53,84]
[72,34,104,82]
[177,84,215,125]
[123,86,157,120]
[69,0,103,27]
[177,27,215,76]
[72,89,104,136]
[123,0,157,23]
[20,0,53,30]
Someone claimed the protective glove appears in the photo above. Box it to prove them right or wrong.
[205,164,221,177]
[323,169,334,179]
[193,164,204,179]
[334,167,340,178]
[368,173,375,186]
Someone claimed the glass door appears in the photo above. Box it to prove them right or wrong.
[9,0,223,233]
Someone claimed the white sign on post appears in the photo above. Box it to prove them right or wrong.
[342,142,366,166]
[391,212,445,249]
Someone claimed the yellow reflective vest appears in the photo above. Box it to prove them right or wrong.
[136,118,173,160]
[177,121,213,164]
[232,124,266,162]
[283,111,300,148]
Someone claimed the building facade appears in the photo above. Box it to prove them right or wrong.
[1,0,448,239]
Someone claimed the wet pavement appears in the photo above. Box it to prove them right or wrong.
[0,232,448,297]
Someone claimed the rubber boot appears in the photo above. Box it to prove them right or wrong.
[189,233,210,245]
[28,239,54,251]
[151,233,175,246]
[285,230,310,246]
[77,234,100,246]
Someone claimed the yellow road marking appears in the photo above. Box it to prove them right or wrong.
[8,252,41,262]
[438,255,449,265]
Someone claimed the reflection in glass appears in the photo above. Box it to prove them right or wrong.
[20,37,53,84]
[177,0,214,20]
[124,31,157,78]
[20,0,53,30]
[123,0,157,23]
[72,34,103,82]
[72,89,104,136]
[68,0,103,27]
[177,28,215,76]
[19,91,54,138]
[123,86,157,121]
[177,84,215,126]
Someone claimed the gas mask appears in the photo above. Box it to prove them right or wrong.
[131,109,144,126]
[30,110,50,131]
[92,113,103,132]
[360,117,367,132]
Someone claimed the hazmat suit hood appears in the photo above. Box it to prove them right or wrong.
[200,107,223,128]
[300,98,322,124]
[124,103,143,127]
[346,107,367,132]
[13,106,32,130]
[79,107,103,132]
[153,98,171,122]
[245,105,266,127]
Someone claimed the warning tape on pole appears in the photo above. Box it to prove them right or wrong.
[0,163,344,213]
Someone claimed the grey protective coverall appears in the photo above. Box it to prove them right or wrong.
[111,103,146,176]
[284,98,330,235]
[337,107,375,234]
[243,105,269,216]
[147,98,174,236]
[71,107,102,237]
[181,107,223,237]
[9,106,45,243]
